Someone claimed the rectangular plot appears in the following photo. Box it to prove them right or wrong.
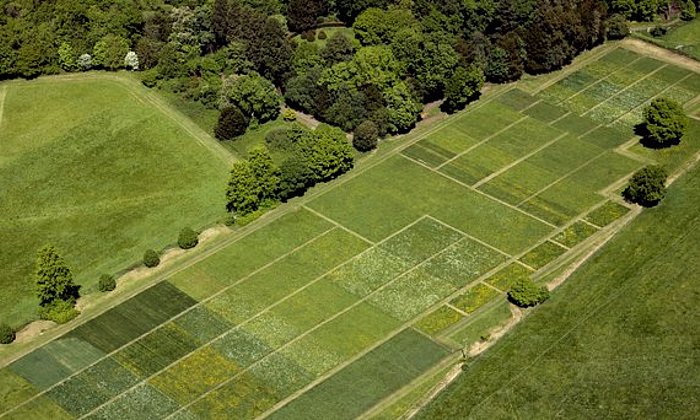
[448,300,513,347]
[450,283,501,314]
[553,221,599,248]
[483,263,534,291]
[600,48,641,66]
[378,217,463,266]
[281,334,346,376]
[489,118,563,157]
[243,312,301,349]
[171,306,232,344]
[652,65,692,85]
[149,346,240,405]
[540,71,598,103]
[664,85,698,105]
[528,134,604,173]
[495,89,539,111]
[85,383,180,420]
[607,68,647,88]
[442,144,515,185]
[402,143,449,168]
[70,281,197,353]
[214,328,274,368]
[519,241,568,270]
[678,73,700,93]
[539,83,578,104]
[479,162,561,205]
[186,371,276,419]
[369,268,456,321]
[521,180,603,226]
[523,101,569,123]
[271,280,358,332]
[328,247,412,298]
[584,61,622,79]
[45,357,140,417]
[421,237,508,288]
[583,79,624,103]
[419,138,458,160]
[586,100,629,125]
[249,353,314,400]
[268,329,450,420]
[563,91,602,115]
[4,396,72,420]
[585,201,631,227]
[628,57,664,74]
[414,305,464,336]
[569,152,641,191]
[424,124,480,155]
[170,209,332,300]
[459,102,524,140]
[114,323,200,377]
[0,368,38,410]
[553,113,599,136]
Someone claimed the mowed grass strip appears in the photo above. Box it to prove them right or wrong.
[170,208,333,300]
[0,78,230,325]
[309,155,553,254]
[268,328,450,420]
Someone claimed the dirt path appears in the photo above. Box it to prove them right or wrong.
[290,108,321,129]
[0,86,6,129]
[622,38,700,73]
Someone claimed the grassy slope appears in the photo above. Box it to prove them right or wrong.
[0,77,230,327]
[418,162,700,418]
[635,17,700,60]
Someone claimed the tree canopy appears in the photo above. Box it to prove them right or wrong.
[642,98,689,148]
[623,165,668,207]
[35,245,79,307]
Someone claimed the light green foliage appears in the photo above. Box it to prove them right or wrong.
[57,42,75,71]
[415,306,464,336]
[292,41,323,75]
[97,274,116,293]
[35,245,78,307]
[221,72,282,123]
[177,227,199,250]
[92,34,130,70]
[226,146,280,217]
[249,147,281,205]
[321,46,402,92]
[383,81,422,132]
[450,283,501,314]
[296,124,354,182]
[444,64,486,112]
[352,7,418,46]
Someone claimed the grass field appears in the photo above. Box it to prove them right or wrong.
[0,75,231,326]
[417,147,700,419]
[1,44,699,419]
[634,17,700,61]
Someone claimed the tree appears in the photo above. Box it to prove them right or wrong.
[642,98,689,148]
[681,0,696,20]
[93,35,130,70]
[124,51,139,70]
[215,106,248,140]
[98,274,116,292]
[383,81,422,133]
[606,14,630,40]
[58,42,76,71]
[0,324,15,344]
[623,165,668,207]
[353,120,379,151]
[221,72,282,123]
[443,64,485,112]
[226,160,259,216]
[297,124,355,181]
[248,147,281,205]
[143,249,160,268]
[321,33,355,65]
[178,227,199,249]
[508,278,550,308]
[287,0,328,33]
[35,245,79,307]
[413,37,460,99]
[279,153,315,200]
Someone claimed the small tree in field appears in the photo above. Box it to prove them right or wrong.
[623,165,668,207]
[215,106,248,140]
[0,324,15,344]
[143,249,160,268]
[35,245,79,307]
[642,98,689,148]
[178,227,199,249]
[353,120,379,152]
[508,278,550,308]
[98,274,116,292]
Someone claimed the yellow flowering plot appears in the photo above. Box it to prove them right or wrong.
[450,283,501,314]
[149,346,240,405]
[414,305,464,336]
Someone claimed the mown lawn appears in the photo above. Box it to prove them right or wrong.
[0,76,231,326]
[418,161,700,418]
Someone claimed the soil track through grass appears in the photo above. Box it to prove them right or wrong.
[0,86,6,129]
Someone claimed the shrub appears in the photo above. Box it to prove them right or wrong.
[681,0,696,21]
[606,14,629,40]
[143,249,160,268]
[178,227,199,249]
[318,30,327,40]
[642,98,689,148]
[98,274,116,292]
[0,323,15,344]
[353,120,379,152]
[39,300,80,324]
[282,108,297,122]
[508,278,550,308]
[650,26,667,37]
[215,106,248,140]
[265,128,292,151]
[623,165,668,207]
[141,68,159,88]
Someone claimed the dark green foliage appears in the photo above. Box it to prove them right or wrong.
[98,274,116,293]
[0,323,15,344]
[143,249,160,268]
[606,14,630,40]
[443,64,485,112]
[681,0,696,20]
[321,33,356,64]
[38,299,80,324]
[508,278,550,308]
[642,98,689,148]
[318,30,328,40]
[353,120,379,152]
[265,128,292,151]
[623,165,668,207]
[651,26,668,37]
[221,72,282,123]
[178,227,199,250]
[288,0,328,32]
[93,34,130,70]
[215,106,248,140]
[279,154,315,200]
[35,245,79,307]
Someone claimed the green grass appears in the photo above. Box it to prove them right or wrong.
[638,18,700,60]
[552,221,599,248]
[418,154,700,419]
[269,328,450,420]
[519,241,568,269]
[482,263,534,291]
[450,283,501,314]
[221,116,294,162]
[414,306,464,336]
[584,201,631,227]
[0,77,231,326]
[447,300,513,347]
[629,119,700,174]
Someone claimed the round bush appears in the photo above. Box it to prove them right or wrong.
[0,323,15,344]
[353,120,379,152]
[143,249,160,268]
[318,30,327,40]
[606,14,629,40]
[642,97,689,148]
[215,106,248,140]
[623,165,668,207]
[265,128,291,151]
[178,227,199,250]
[98,274,116,292]
[38,300,80,324]
[508,279,550,308]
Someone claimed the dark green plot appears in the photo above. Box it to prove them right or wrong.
[553,113,600,136]
[652,65,692,85]
[402,143,450,168]
[172,306,232,344]
[523,101,569,123]
[600,48,641,66]
[628,56,664,73]
[580,126,631,149]
[496,89,539,111]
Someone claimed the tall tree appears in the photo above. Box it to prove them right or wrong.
[35,245,79,307]
[287,0,328,33]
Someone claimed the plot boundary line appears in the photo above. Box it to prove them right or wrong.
[302,205,376,245]
[0,86,6,131]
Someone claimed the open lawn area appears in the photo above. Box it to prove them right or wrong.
[0,75,232,326]
[1,44,699,419]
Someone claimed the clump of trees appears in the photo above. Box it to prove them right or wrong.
[226,124,354,220]
[98,274,116,293]
[35,245,80,324]
[353,120,379,152]
[623,165,668,207]
[143,249,160,268]
[508,278,551,308]
[640,98,689,148]
[178,227,199,249]
[0,323,15,344]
